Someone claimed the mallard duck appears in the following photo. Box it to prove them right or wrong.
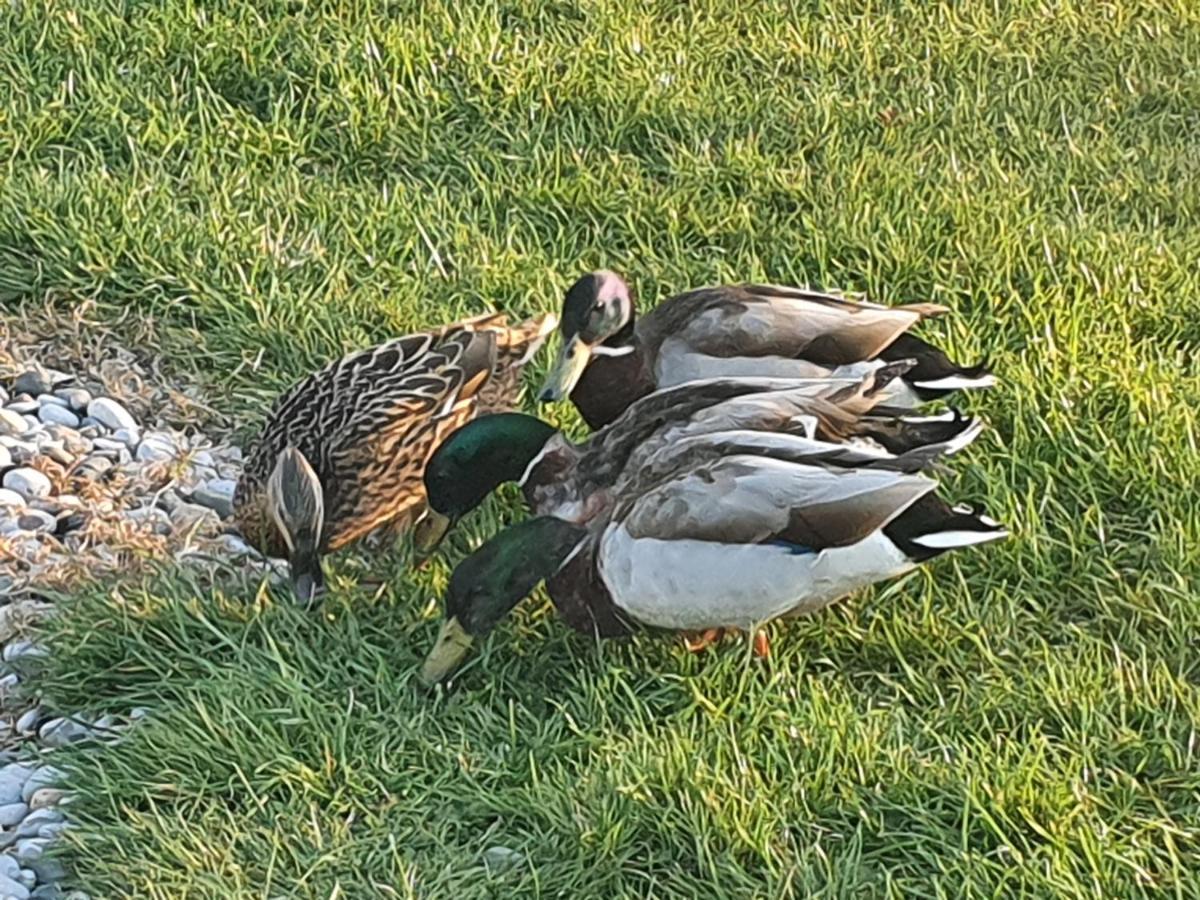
[422,362,983,544]
[537,272,994,428]
[232,311,555,603]
[419,434,1007,683]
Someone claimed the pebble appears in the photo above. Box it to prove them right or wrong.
[192,478,236,518]
[28,857,66,885]
[54,512,86,535]
[0,856,16,879]
[32,888,64,900]
[1,470,50,501]
[14,837,48,863]
[170,502,219,533]
[0,872,30,899]
[38,718,95,748]
[85,397,137,432]
[135,430,178,462]
[0,447,10,471]
[26,791,66,813]
[20,767,64,805]
[16,809,62,840]
[0,674,19,691]
[0,410,28,436]
[53,388,91,412]
[218,534,258,557]
[36,405,78,429]
[43,427,90,456]
[113,427,141,448]
[10,405,38,419]
[0,802,27,827]
[12,372,51,397]
[17,869,35,890]
[0,765,35,805]
[15,707,41,734]
[4,641,48,663]
[482,846,524,872]
[15,512,55,535]
[0,489,22,508]
[34,395,66,409]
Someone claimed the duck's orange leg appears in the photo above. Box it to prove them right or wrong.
[682,628,724,652]
[752,630,770,658]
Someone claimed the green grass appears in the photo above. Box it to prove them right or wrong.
[3,0,1200,896]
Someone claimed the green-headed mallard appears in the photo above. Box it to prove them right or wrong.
[419,431,1006,683]
[418,373,1003,682]
[423,363,982,542]
[537,272,993,428]
[232,311,555,603]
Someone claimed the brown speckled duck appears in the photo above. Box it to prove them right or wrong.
[232,311,555,603]
[537,271,993,429]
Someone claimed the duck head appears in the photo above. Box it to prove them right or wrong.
[537,271,635,402]
[420,516,587,684]
[417,413,560,558]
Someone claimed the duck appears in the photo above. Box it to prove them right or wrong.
[419,431,1007,683]
[232,311,556,603]
[536,271,994,429]
[421,362,983,548]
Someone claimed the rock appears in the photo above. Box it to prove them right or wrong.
[0,446,10,471]
[0,872,30,900]
[15,707,41,734]
[218,534,258,557]
[11,372,51,397]
[0,409,28,436]
[20,768,64,806]
[75,456,113,480]
[136,431,178,463]
[85,398,137,432]
[54,513,86,535]
[38,718,95,748]
[0,856,17,880]
[53,388,91,412]
[0,802,27,827]
[43,427,90,456]
[0,489,22,508]
[41,446,71,467]
[16,869,35,891]
[112,427,141,448]
[27,790,66,813]
[4,641,48,663]
[482,846,524,872]
[14,837,48,863]
[192,479,236,518]
[34,394,66,409]
[15,512,55,535]
[16,809,62,839]
[28,856,66,885]
[2,470,50,501]
[0,599,52,640]
[0,764,36,805]
[36,405,77,429]
[170,501,219,534]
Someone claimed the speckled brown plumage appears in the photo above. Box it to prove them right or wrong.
[234,312,554,560]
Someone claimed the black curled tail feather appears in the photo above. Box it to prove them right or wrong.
[884,493,1006,563]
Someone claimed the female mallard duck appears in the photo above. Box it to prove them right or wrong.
[537,271,994,428]
[422,362,983,545]
[419,434,1006,683]
[232,311,555,603]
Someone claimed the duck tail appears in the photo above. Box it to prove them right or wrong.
[857,409,984,459]
[878,334,995,400]
[884,493,1007,563]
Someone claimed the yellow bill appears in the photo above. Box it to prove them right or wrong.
[420,617,475,684]
[537,335,593,402]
